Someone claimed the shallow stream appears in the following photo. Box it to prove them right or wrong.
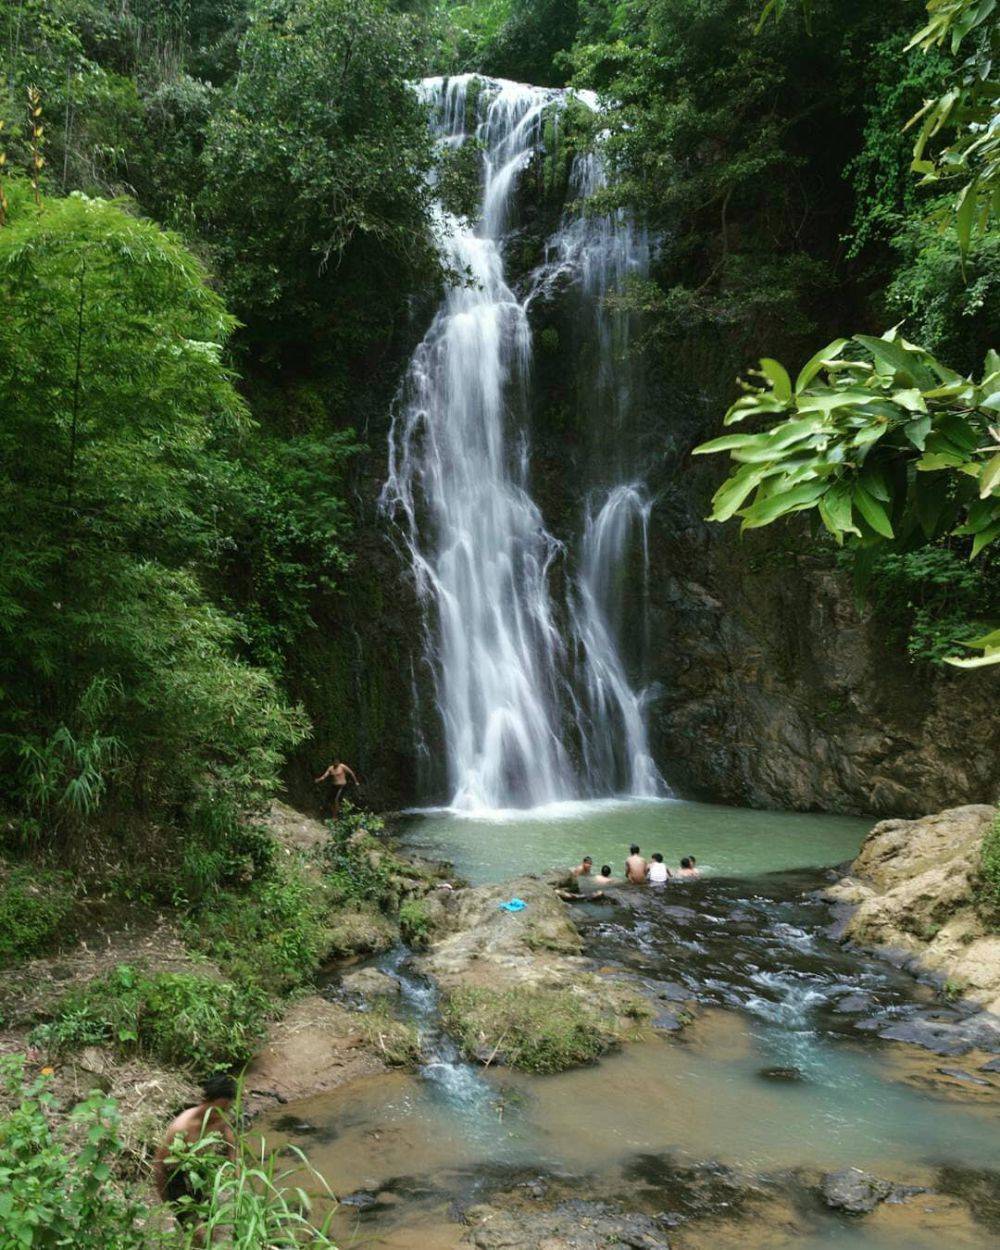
[266,800,1000,1248]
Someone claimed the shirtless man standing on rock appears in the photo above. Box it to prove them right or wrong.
[315,755,359,818]
[154,1075,237,1232]
[625,844,648,884]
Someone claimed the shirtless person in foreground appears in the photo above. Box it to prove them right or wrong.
[625,843,648,884]
[153,1075,237,1233]
[315,755,359,818]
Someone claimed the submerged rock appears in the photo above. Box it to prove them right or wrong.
[463,1199,671,1248]
[936,1066,992,1087]
[819,1168,894,1214]
[758,1066,803,1081]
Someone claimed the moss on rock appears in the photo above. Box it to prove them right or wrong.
[442,984,645,1074]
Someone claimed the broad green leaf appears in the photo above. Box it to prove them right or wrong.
[855,334,936,389]
[904,415,932,449]
[852,484,894,537]
[709,465,768,522]
[818,482,858,540]
[758,358,792,402]
[979,452,1000,498]
[955,177,979,255]
[796,389,877,415]
[892,388,927,413]
[692,433,766,455]
[861,464,890,501]
[794,338,849,392]
[971,519,1000,557]
[944,650,1000,668]
[740,480,828,529]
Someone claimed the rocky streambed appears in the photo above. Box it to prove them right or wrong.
[260,804,1000,1250]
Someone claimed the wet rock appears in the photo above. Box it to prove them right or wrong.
[877,1019,972,1056]
[272,1115,318,1134]
[652,1008,685,1032]
[244,995,389,1109]
[833,992,874,1014]
[936,1067,991,1087]
[875,1010,1000,1056]
[340,968,402,1000]
[661,905,698,924]
[820,1168,893,1214]
[979,1056,1000,1073]
[758,1066,803,1081]
[340,1190,379,1210]
[643,979,692,1003]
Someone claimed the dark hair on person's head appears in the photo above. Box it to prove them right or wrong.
[680,857,692,869]
[652,852,663,863]
[630,844,640,855]
[601,865,611,877]
[583,856,592,864]
[202,1074,237,1103]
[690,856,696,865]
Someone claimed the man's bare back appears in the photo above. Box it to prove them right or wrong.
[625,849,647,884]
[153,1076,236,1219]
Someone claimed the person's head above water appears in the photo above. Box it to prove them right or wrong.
[201,1074,237,1107]
[651,852,664,863]
[600,865,612,877]
[680,856,692,869]
[630,844,640,856]
[583,856,592,865]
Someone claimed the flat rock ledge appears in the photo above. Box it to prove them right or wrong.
[826,805,1000,1015]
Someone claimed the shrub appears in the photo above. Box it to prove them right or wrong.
[321,813,396,910]
[0,1059,337,1249]
[442,986,622,1074]
[980,814,1000,924]
[31,966,269,1077]
[0,865,75,962]
[0,1057,149,1250]
[187,858,331,994]
[398,899,432,949]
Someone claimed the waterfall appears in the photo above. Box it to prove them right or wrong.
[382,74,664,810]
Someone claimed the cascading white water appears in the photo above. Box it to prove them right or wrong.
[383,74,663,810]
[574,485,663,796]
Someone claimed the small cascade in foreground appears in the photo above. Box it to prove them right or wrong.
[382,74,665,810]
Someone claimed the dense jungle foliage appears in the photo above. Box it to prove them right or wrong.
[0,0,997,872]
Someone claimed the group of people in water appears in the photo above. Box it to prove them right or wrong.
[572,843,700,887]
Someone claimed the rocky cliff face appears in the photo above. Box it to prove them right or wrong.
[644,497,1000,817]
[826,805,1000,1013]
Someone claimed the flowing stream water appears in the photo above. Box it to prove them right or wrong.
[382,75,662,812]
[267,803,1000,1250]
[309,72,1000,1250]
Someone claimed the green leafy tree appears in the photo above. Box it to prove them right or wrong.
[693,331,1000,665]
[0,182,305,833]
[200,0,439,357]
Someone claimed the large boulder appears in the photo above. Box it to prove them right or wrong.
[827,805,1000,1014]
[415,875,652,1072]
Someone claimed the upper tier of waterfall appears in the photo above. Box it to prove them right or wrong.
[381,74,665,812]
